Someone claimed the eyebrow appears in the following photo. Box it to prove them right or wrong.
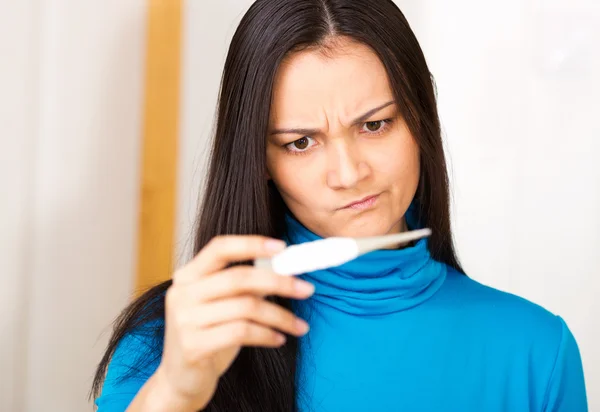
[270,100,396,136]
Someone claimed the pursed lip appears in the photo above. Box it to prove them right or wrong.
[340,194,380,209]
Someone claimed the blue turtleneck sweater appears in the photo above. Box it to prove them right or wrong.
[284,214,587,411]
[96,216,587,411]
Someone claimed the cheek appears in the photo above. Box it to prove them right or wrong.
[266,151,322,205]
[368,133,420,184]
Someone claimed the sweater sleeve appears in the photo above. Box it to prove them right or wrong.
[543,317,587,412]
[95,323,163,411]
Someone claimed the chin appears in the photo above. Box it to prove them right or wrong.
[330,214,401,238]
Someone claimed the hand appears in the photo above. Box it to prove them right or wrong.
[156,235,314,411]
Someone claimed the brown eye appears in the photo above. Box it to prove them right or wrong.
[293,137,310,150]
[365,121,383,132]
[285,136,315,153]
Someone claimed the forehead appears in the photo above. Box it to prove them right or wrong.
[270,38,393,123]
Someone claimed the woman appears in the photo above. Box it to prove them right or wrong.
[92,0,587,411]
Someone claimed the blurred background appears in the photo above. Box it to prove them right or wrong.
[1,0,598,410]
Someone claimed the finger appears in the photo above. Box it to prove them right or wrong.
[176,236,286,283]
[193,321,286,358]
[189,266,315,302]
[190,297,309,337]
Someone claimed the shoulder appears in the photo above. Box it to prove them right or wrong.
[438,267,574,370]
[95,318,165,410]
[110,317,165,371]
[440,268,584,376]
[442,267,563,335]
[439,268,587,408]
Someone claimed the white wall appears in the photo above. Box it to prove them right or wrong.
[409,0,600,406]
[1,1,146,410]
[1,2,40,410]
[178,0,600,409]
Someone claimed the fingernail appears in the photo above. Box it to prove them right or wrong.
[294,280,315,296]
[276,334,287,345]
[295,319,310,335]
[265,239,287,253]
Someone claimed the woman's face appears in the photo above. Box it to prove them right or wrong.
[266,37,420,238]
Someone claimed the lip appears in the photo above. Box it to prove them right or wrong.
[341,194,380,210]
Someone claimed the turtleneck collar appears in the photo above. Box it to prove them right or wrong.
[283,207,447,315]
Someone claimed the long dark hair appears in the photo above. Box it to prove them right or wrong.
[91,0,463,410]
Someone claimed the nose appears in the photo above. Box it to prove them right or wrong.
[326,139,371,189]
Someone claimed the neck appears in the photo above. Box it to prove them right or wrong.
[284,213,447,315]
